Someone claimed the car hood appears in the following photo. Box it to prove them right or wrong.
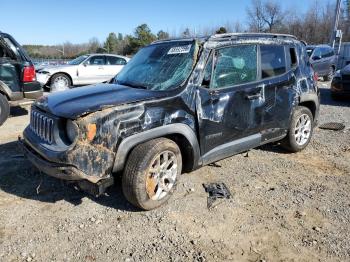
[35,84,168,119]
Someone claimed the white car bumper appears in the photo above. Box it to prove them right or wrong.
[36,73,50,86]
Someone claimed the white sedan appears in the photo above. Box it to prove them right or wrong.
[36,54,130,91]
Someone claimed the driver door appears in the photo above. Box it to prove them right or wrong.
[196,45,266,164]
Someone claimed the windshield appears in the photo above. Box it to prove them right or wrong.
[115,41,197,91]
[68,55,89,65]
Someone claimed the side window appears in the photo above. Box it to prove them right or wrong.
[324,47,334,57]
[289,47,298,68]
[211,45,257,89]
[321,47,329,58]
[87,56,105,65]
[2,37,19,59]
[312,48,322,59]
[261,45,286,78]
[202,53,213,87]
[107,56,127,65]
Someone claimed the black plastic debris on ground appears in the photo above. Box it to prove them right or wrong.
[203,183,231,209]
[319,122,345,131]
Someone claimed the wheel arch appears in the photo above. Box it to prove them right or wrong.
[48,72,73,87]
[113,123,201,173]
[298,93,319,123]
[0,81,11,100]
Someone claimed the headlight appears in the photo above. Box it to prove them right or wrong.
[66,120,79,143]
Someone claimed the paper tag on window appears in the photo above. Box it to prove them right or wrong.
[167,45,192,55]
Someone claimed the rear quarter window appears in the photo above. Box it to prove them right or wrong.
[260,45,286,78]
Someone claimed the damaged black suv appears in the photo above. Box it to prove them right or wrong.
[21,33,320,210]
[0,32,42,125]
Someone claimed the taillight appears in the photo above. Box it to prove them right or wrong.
[23,65,36,82]
[310,64,318,82]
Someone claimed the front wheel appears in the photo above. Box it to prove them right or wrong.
[0,93,10,126]
[122,138,182,210]
[50,73,71,92]
[281,106,314,152]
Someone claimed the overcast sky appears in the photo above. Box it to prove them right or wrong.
[1,0,333,45]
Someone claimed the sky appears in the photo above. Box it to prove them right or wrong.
[1,0,332,45]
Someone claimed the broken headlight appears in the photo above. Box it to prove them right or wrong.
[66,120,79,143]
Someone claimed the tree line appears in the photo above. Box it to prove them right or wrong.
[24,0,350,59]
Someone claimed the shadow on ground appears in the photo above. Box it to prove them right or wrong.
[0,141,139,212]
[10,106,29,117]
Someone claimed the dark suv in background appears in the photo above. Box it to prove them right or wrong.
[307,44,336,81]
[21,33,320,210]
[0,32,42,125]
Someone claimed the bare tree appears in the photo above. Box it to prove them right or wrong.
[261,1,284,32]
[246,0,265,32]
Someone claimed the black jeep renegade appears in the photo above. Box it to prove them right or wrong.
[21,33,320,210]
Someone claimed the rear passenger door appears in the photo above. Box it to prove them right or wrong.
[320,47,334,73]
[259,45,296,135]
[0,36,22,94]
[310,47,323,74]
[105,56,127,79]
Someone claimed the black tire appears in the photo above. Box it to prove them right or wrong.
[122,138,182,210]
[323,66,334,81]
[50,73,72,92]
[281,106,314,153]
[0,93,10,126]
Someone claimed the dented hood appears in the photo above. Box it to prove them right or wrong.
[35,84,167,119]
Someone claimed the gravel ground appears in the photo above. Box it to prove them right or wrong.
[0,82,349,262]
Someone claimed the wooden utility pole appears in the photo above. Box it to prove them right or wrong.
[330,0,342,48]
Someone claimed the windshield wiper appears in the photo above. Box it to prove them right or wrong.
[117,81,149,90]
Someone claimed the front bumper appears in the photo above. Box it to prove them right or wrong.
[19,139,102,183]
[36,73,50,86]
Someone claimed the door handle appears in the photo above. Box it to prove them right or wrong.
[245,85,263,100]
[246,93,262,100]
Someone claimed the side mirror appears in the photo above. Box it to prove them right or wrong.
[83,62,88,67]
[312,55,321,61]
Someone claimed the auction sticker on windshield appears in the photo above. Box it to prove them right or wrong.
[167,44,192,55]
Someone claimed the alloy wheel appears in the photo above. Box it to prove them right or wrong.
[146,150,178,201]
[294,114,312,146]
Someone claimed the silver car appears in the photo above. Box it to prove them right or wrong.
[36,54,130,91]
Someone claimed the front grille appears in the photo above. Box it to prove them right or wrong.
[30,110,54,144]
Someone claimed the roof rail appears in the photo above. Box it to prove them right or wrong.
[210,33,298,40]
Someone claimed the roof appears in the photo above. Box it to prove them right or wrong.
[306,44,332,48]
[87,53,129,59]
[209,33,298,41]
[152,32,300,45]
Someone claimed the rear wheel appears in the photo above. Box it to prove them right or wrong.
[122,138,182,210]
[0,94,10,126]
[50,73,71,92]
[281,106,314,152]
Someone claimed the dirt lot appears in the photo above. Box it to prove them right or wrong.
[0,82,349,262]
